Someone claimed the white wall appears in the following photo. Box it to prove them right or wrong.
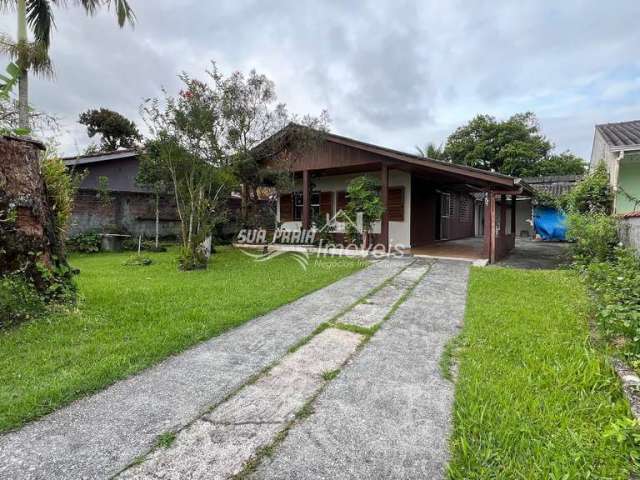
[620,217,640,253]
[277,170,412,247]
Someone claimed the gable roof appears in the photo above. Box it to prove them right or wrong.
[62,149,139,166]
[257,123,530,193]
[596,120,640,148]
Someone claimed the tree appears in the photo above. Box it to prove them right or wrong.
[442,112,587,177]
[142,73,232,270]
[416,142,447,161]
[0,0,134,130]
[444,113,552,176]
[527,152,586,177]
[79,108,141,151]
[136,139,171,249]
[343,176,384,249]
[220,68,329,227]
[562,162,613,215]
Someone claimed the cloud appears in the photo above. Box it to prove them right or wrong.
[0,0,638,159]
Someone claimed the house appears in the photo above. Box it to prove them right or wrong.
[63,149,275,240]
[260,126,533,263]
[590,120,640,251]
[590,120,640,214]
[63,149,180,238]
[515,175,583,240]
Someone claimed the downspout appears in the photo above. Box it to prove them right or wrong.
[612,151,624,214]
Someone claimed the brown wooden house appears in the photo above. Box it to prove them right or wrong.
[263,126,533,263]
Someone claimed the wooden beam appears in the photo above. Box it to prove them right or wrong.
[511,194,517,236]
[500,194,507,237]
[380,163,389,251]
[302,169,311,230]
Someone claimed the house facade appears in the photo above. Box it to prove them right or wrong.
[590,120,640,214]
[63,150,181,238]
[264,128,532,263]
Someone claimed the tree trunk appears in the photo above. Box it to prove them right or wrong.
[17,0,29,131]
[0,136,70,291]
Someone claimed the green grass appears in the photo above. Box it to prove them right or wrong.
[156,431,177,449]
[0,247,366,433]
[448,267,635,479]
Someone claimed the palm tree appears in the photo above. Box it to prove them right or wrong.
[416,142,447,161]
[1,0,135,130]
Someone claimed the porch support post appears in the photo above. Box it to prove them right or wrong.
[511,194,517,236]
[483,189,496,263]
[380,163,389,251]
[302,169,311,230]
[500,194,507,236]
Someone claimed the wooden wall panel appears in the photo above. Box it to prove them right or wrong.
[280,193,293,222]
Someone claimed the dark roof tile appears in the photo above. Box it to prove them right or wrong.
[596,120,640,147]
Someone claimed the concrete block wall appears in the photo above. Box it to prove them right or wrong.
[620,217,640,253]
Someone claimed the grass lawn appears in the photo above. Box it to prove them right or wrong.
[0,247,366,433]
[448,267,635,479]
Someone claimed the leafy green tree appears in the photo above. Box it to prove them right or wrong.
[416,142,447,161]
[343,176,384,249]
[444,112,552,176]
[0,0,134,129]
[220,68,329,227]
[527,152,586,177]
[79,108,141,151]
[136,139,172,249]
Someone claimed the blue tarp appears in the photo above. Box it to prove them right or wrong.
[533,207,567,241]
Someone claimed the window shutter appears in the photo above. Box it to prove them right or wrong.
[279,193,293,222]
[320,192,333,216]
[388,187,404,221]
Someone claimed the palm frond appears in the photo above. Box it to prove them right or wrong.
[0,1,16,13]
[26,0,56,47]
[108,0,135,26]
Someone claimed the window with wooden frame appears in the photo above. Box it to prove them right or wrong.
[388,187,404,221]
[293,191,320,221]
[279,193,293,222]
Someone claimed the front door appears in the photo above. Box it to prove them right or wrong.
[439,193,451,240]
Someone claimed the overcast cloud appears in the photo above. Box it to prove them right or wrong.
[1,0,639,159]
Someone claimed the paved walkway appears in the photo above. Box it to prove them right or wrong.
[0,258,411,480]
[497,239,570,269]
[250,259,470,479]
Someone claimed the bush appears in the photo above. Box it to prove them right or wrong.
[0,275,45,328]
[41,156,82,239]
[177,246,208,270]
[122,237,167,252]
[66,231,102,253]
[566,213,619,265]
[122,254,153,266]
[563,162,613,214]
[581,247,640,363]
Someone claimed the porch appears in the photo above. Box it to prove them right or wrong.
[405,237,485,260]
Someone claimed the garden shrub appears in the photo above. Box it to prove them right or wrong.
[41,156,81,239]
[581,247,640,363]
[563,162,613,214]
[123,254,153,266]
[0,275,45,328]
[66,231,102,253]
[566,213,619,264]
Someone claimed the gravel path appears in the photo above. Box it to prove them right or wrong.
[0,258,411,480]
[250,259,471,480]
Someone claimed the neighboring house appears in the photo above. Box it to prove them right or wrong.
[515,175,583,240]
[590,120,640,214]
[590,120,640,251]
[63,150,180,238]
[259,126,534,263]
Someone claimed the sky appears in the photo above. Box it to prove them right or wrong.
[1,0,639,159]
